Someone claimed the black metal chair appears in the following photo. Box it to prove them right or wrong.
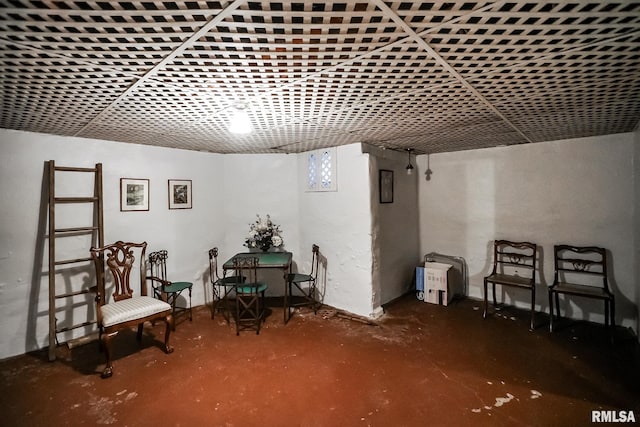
[548,245,614,332]
[233,256,268,335]
[483,240,538,329]
[147,250,193,329]
[208,247,245,321]
[285,244,320,321]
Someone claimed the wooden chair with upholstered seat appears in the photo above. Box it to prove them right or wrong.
[483,240,538,329]
[147,249,193,329]
[548,245,614,332]
[90,241,174,378]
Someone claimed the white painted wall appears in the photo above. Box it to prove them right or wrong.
[416,133,638,333]
[366,146,421,311]
[297,144,374,317]
[2,127,637,360]
[220,153,300,296]
[0,129,377,359]
[0,129,228,359]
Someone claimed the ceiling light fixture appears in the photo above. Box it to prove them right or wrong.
[228,105,252,134]
[405,148,414,175]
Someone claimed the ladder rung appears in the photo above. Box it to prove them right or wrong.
[54,226,99,234]
[55,289,92,299]
[56,321,95,333]
[54,166,97,173]
[54,197,98,204]
[67,332,99,349]
[54,256,93,266]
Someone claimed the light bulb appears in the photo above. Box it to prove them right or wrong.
[228,107,252,134]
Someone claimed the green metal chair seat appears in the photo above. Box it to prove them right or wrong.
[215,275,245,285]
[236,282,267,294]
[287,273,313,283]
[163,281,193,293]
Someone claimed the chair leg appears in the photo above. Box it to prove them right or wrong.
[309,282,318,314]
[548,290,554,332]
[188,286,193,321]
[235,293,241,336]
[610,298,615,328]
[482,279,489,319]
[211,283,222,319]
[164,314,175,354]
[101,332,115,379]
[492,283,497,308]
[170,294,177,331]
[284,281,291,323]
[529,285,536,330]
[136,323,144,341]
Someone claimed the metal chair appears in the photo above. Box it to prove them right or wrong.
[90,241,174,378]
[208,247,245,320]
[483,240,538,329]
[147,250,193,329]
[285,244,320,321]
[548,245,614,332]
[233,256,268,335]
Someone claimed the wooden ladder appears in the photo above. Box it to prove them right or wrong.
[48,161,104,361]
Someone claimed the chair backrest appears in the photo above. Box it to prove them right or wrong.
[90,241,148,306]
[553,245,608,290]
[491,240,537,280]
[310,244,320,279]
[233,256,259,285]
[148,249,169,282]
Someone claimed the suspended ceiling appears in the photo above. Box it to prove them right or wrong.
[1,1,640,154]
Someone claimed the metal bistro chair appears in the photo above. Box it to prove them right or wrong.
[90,241,174,378]
[208,247,245,320]
[483,240,538,330]
[233,256,268,335]
[147,250,193,329]
[548,245,615,332]
[286,244,320,321]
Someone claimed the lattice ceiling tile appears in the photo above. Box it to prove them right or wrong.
[1,1,639,154]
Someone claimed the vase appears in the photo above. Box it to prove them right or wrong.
[260,243,271,252]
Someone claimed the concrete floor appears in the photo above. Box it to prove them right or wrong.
[2,295,639,426]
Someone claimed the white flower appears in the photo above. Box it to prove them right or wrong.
[244,214,284,249]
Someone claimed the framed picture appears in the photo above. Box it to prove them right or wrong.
[379,169,394,204]
[168,179,192,209]
[120,178,149,212]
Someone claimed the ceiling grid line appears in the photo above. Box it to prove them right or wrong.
[73,0,249,137]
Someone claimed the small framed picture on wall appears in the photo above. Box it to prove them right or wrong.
[379,169,394,204]
[168,179,192,209]
[120,178,149,212]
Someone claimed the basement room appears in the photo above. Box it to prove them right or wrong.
[1,1,639,426]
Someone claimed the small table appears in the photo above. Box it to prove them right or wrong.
[223,251,293,323]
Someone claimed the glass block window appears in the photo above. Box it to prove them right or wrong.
[306,147,337,192]
[308,152,317,190]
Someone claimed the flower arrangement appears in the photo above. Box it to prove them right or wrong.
[244,214,284,252]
